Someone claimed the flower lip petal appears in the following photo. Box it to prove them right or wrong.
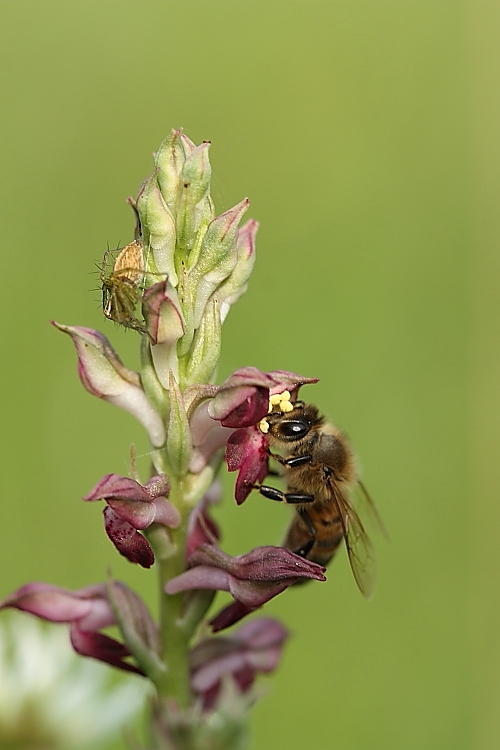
[225,426,269,504]
[70,624,144,675]
[0,583,94,623]
[103,507,155,568]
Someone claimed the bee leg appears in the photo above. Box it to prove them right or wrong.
[256,485,315,504]
[282,454,312,468]
[293,508,316,557]
[267,451,312,468]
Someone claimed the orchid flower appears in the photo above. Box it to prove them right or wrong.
[1,130,324,749]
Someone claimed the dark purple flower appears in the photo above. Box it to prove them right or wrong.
[222,371,319,503]
[225,426,269,505]
[0,582,150,675]
[165,543,326,631]
[83,473,180,568]
[188,368,318,480]
[190,617,288,710]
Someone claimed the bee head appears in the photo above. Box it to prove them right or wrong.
[263,403,323,447]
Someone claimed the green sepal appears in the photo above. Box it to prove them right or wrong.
[183,298,221,386]
[166,371,192,478]
[140,337,170,420]
[106,577,166,683]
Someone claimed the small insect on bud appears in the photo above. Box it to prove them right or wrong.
[100,239,148,335]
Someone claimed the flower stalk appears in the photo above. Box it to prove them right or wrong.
[1,129,327,749]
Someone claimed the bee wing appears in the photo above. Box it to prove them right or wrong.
[357,479,389,541]
[328,480,378,600]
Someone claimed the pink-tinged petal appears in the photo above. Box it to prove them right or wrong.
[83,474,152,503]
[150,498,181,528]
[53,323,166,448]
[167,543,326,630]
[103,507,155,568]
[210,601,256,632]
[0,583,94,622]
[106,496,180,530]
[0,582,117,632]
[236,219,258,262]
[226,427,269,504]
[106,498,157,529]
[70,624,144,675]
[189,401,234,473]
[84,473,178,531]
[218,219,259,323]
[143,280,185,346]
[190,544,327,584]
[267,371,319,393]
[218,387,269,429]
[185,487,221,559]
[144,475,171,498]
[165,566,232,595]
[190,617,287,697]
[208,368,275,426]
[235,617,288,650]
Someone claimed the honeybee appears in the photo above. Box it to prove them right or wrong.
[256,394,384,598]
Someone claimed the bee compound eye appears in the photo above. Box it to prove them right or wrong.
[278,420,311,440]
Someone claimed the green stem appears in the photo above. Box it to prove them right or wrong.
[147,496,192,708]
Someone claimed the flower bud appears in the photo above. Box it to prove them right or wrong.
[135,172,177,285]
[188,198,250,328]
[217,219,258,322]
[143,279,185,346]
[154,128,194,211]
[176,142,212,250]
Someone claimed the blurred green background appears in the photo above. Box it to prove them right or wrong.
[0,1,498,748]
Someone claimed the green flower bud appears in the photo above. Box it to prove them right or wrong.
[136,172,177,285]
[154,128,195,212]
[217,219,258,322]
[176,142,212,250]
[188,198,250,328]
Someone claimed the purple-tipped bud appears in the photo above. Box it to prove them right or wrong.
[53,323,166,448]
[165,544,326,631]
[143,280,185,346]
[217,219,258,323]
